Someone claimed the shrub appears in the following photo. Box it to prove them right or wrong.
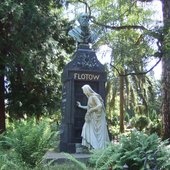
[0,151,24,170]
[109,125,119,140]
[148,119,162,136]
[135,116,150,131]
[130,115,150,131]
[89,130,170,170]
[0,118,58,167]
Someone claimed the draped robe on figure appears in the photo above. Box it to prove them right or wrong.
[81,94,110,149]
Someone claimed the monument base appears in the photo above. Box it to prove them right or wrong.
[43,151,90,165]
[60,142,90,154]
[60,142,76,153]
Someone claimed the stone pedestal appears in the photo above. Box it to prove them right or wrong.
[60,44,107,153]
[43,151,90,165]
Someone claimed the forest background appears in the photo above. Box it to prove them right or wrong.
[0,0,170,169]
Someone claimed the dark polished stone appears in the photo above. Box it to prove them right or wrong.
[60,43,107,153]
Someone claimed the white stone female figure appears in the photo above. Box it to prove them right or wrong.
[77,84,110,149]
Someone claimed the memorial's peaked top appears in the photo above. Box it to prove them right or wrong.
[62,44,106,83]
[64,12,104,73]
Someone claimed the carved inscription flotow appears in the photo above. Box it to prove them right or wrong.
[74,73,100,81]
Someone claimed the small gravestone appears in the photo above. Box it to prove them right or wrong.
[60,13,107,153]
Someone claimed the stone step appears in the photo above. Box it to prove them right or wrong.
[43,151,91,165]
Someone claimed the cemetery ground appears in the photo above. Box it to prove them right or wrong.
[0,116,170,170]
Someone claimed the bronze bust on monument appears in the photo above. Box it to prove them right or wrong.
[68,13,100,45]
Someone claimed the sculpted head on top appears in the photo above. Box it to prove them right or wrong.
[77,13,90,27]
[68,12,100,45]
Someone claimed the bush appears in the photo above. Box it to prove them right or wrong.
[0,118,58,167]
[0,151,25,170]
[89,130,170,170]
[148,119,162,136]
[131,115,150,131]
[135,116,150,131]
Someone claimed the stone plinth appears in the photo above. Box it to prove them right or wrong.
[43,151,90,165]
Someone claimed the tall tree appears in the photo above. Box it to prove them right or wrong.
[0,63,5,132]
[119,72,124,133]
[88,0,157,132]
[161,0,170,140]
[101,0,170,138]
[0,0,74,129]
[139,0,170,140]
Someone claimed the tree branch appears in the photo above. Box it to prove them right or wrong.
[110,57,162,77]
[91,17,147,30]
[65,0,91,15]
[137,0,154,2]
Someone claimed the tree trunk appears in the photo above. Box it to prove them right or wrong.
[0,65,5,133]
[120,75,124,133]
[162,58,170,140]
[162,0,170,140]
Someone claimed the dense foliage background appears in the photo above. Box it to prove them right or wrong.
[0,0,74,121]
[0,0,170,169]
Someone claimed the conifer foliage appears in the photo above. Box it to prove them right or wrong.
[0,0,74,126]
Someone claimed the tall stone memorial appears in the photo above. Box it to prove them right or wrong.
[60,13,107,153]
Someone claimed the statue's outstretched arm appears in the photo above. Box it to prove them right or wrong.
[77,101,87,110]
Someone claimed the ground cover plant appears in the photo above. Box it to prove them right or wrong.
[0,118,59,168]
[0,119,170,170]
[89,130,170,170]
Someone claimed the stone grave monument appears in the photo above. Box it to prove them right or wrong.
[60,13,107,153]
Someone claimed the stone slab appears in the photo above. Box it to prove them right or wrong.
[43,151,91,165]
